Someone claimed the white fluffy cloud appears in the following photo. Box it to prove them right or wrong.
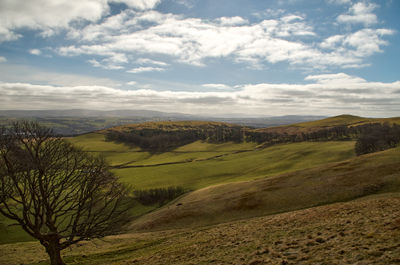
[337,2,378,25]
[110,0,160,9]
[0,0,110,41]
[29,49,42,55]
[58,9,390,69]
[1,73,399,116]
[0,0,161,42]
[0,0,392,71]
[202,84,233,90]
[135,58,169,66]
[215,16,249,26]
[0,56,7,63]
[126,81,137,86]
[320,28,394,59]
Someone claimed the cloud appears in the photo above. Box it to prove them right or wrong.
[110,0,161,10]
[135,58,169,66]
[344,28,394,56]
[127,66,165,73]
[317,28,394,68]
[320,28,394,56]
[57,10,326,69]
[56,7,392,70]
[0,56,7,63]
[88,59,125,70]
[126,81,137,86]
[0,0,161,43]
[0,0,110,41]
[1,1,394,72]
[1,73,399,117]
[0,64,121,87]
[320,35,345,49]
[253,8,286,19]
[202,84,233,90]
[174,0,195,9]
[337,2,378,25]
[305,73,366,83]
[326,0,351,5]
[29,49,42,55]
[0,27,21,42]
[216,17,249,26]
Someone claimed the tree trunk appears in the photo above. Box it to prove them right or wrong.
[45,240,65,265]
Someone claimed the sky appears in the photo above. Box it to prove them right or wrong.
[0,0,399,117]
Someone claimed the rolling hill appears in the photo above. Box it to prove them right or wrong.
[255,114,400,135]
[1,115,400,265]
[129,146,400,231]
[68,130,355,190]
[1,192,399,265]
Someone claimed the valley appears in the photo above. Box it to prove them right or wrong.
[0,115,399,264]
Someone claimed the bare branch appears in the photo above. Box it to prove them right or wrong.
[0,121,133,265]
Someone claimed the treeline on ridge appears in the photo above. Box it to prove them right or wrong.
[355,123,400,155]
[105,124,244,151]
[248,123,400,155]
[105,122,400,155]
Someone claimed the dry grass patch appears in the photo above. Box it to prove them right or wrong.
[1,194,399,265]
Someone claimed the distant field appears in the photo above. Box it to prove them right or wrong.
[0,117,152,135]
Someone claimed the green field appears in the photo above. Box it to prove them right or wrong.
[68,133,355,190]
[116,141,355,190]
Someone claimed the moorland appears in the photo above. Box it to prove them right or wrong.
[0,114,399,264]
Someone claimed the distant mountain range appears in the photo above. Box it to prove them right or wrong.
[0,109,326,135]
[0,109,193,118]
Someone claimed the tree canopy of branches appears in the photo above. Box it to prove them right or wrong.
[355,123,400,155]
[0,121,132,265]
[134,186,185,206]
[106,125,244,152]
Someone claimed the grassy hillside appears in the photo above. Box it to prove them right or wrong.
[1,193,399,265]
[130,146,400,231]
[292,114,373,127]
[255,114,400,135]
[2,133,354,245]
[1,117,399,264]
[68,132,355,190]
[116,141,355,190]
[291,114,400,128]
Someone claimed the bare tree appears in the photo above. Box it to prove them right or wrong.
[0,121,132,265]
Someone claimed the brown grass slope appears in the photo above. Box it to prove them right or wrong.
[130,146,400,231]
[1,193,399,265]
[255,114,400,135]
